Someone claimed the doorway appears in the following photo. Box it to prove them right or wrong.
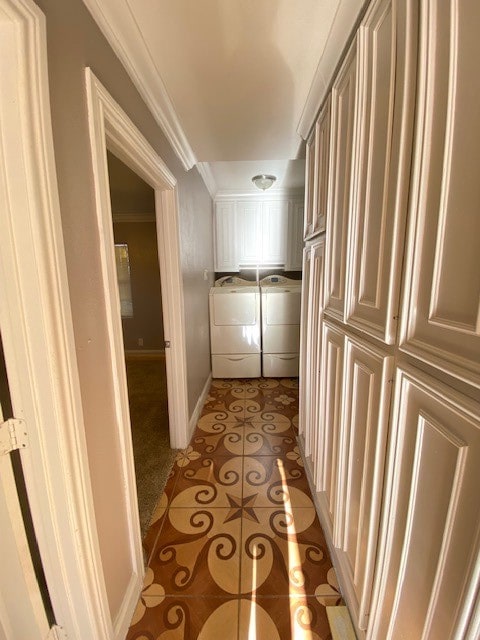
[107,151,176,536]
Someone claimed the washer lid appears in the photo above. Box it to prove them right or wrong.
[210,285,259,295]
[214,276,256,287]
[259,275,301,288]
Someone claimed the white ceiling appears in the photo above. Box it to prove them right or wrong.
[83,0,364,195]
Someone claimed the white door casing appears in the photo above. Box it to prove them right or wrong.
[85,66,190,636]
[0,1,111,638]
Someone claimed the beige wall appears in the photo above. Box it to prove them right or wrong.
[34,0,213,620]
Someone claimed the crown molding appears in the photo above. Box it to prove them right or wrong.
[196,162,217,200]
[297,0,366,140]
[82,0,197,171]
[215,187,304,202]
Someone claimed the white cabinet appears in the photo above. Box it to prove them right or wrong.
[313,96,331,236]
[304,131,315,239]
[286,200,304,270]
[298,246,312,444]
[369,368,480,640]
[346,0,417,344]
[325,38,358,322]
[214,201,237,272]
[315,319,344,540]
[298,238,325,458]
[260,200,287,265]
[214,197,301,271]
[335,335,393,630]
[400,0,480,388]
[236,201,261,265]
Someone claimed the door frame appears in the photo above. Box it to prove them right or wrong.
[85,68,190,451]
[0,1,112,637]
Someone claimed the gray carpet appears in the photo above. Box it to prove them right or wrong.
[125,357,177,538]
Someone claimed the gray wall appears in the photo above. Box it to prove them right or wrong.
[34,0,213,620]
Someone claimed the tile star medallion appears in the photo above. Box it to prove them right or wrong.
[224,492,259,523]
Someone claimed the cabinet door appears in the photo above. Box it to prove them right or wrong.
[304,131,315,239]
[325,39,358,322]
[369,368,480,640]
[261,200,287,265]
[237,201,261,265]
[214,201,238,271]
[305,237,326,459]
[347,0,417,344]
[335,334,393,630]
[313,96,331,236]
[400,1,480,387]
[298,246,312,443]
[315,319,344,541]
[286,200,304,271]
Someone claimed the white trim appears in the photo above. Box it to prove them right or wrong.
[0,1,110,638]
[82,0,196,171]
[297,0,365,140]
[196,162,217,200]
[85,68,190,635]
[188,374,212,441]
[215,188,305,202]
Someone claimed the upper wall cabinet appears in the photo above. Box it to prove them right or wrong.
[286,200,304,270]
[369,367,480,639]
[214,201,238,272]
[346,0,418,344]
[214,197,303,272]
[324,38,358,322]
[400,1,480,388]
[304,132,316,239]
[312,96,332,237]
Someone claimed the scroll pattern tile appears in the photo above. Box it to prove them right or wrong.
[128,378,341,640]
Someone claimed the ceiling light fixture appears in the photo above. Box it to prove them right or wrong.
[252,174,276,191]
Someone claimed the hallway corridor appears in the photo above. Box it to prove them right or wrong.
[126,378,341,639]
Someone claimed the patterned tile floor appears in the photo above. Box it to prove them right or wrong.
[127,378,341,640]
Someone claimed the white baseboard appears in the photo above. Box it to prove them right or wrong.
[188,374,212,442]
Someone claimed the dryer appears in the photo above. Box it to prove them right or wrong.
[209,277,261,378]
[260,275,302,377]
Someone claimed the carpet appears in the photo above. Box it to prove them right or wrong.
[125,357,177,539]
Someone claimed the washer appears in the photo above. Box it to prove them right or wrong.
[260,275,302,377]
[209,277,261,378]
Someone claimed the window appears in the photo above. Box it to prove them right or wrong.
[114,243,133,317]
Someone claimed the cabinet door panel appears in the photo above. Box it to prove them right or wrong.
[237,201,261,265]
[336,335,393,629]
[286,200,304,270]
[306,238,326,459]
[369,368,480,640]
[304,132,315,239]
[325,39,358,322]
[315,320,344,540]
[298,247,312,442]
[400,1,480,386]
[313,96,331,236]
[214,202,237,271]
[261,201,287,264]
[347,0,417,343]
